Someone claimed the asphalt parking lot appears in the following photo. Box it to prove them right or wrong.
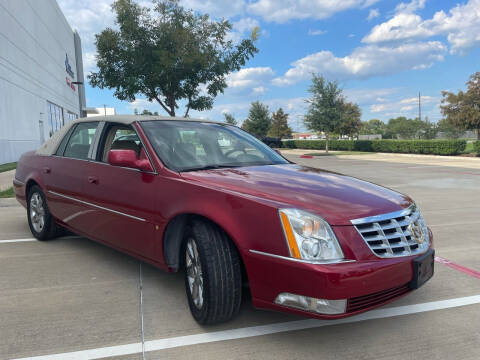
[1,154,480,360]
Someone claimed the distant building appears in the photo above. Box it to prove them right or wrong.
[292,132,321,140]
[358,134,382,140]
[0,0,86,164]
[86,107,116,117]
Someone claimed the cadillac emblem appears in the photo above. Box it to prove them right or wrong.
[409,221,425,244]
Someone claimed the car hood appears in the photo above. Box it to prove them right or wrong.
[180,164,412,225]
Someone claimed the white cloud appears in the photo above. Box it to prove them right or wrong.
[343,88,399,105]
[226,67,275,91]
[394,0,426,14]
[197,97,308,130]
[272,41,446,85]
[228,17,261,43]
[58,0,116,74]
[367,8,380,21]
[247,0,379,23]
[363,0,480,54]
[180,0,245,18]
[308,29,327,36]
[369,94,439,120]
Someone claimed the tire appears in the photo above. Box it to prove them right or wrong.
[27,185,59,240]
[184,219,242,325]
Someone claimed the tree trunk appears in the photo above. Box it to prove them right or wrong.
[325,133,329,153]
[477,128,480,140]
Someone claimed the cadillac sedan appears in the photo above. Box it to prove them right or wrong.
[14,116,434,324]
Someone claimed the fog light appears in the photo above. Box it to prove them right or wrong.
[274,292,346,315]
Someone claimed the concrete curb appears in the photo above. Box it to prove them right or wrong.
[279,149,480,161]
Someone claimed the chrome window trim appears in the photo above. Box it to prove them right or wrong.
[249,249,356,265]
[48,121,158,175]
[48,190,146,222]
[87,121,158,175]
[88,121,106,160]
[59,121,101,161]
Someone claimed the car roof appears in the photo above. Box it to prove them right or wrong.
[36,115,227,157]
[74,115,223,126]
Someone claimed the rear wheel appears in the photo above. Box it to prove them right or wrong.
[27,185,59,240]
[184,219,242,325]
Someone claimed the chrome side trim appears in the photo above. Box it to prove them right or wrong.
[48,190,146,222]
[249,249,355,265]
[350,204,416,225]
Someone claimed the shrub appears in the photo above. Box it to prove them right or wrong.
[473,141,480,156]
[281,139,466,155]
[371,140,466,155]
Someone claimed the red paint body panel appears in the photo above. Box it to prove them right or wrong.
[14,121,434,320]
[180,164,412,225]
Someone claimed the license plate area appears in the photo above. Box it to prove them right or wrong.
[409,249,435,289]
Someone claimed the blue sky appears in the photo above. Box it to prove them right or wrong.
[58,0,480,131]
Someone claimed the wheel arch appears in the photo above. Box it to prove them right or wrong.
[25,178,40,197]
[162,213,249,283]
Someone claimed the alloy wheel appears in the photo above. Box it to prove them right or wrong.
[30,192,45,233]
[186,238,204,309]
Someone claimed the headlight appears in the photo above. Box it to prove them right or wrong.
[279,208,344,262]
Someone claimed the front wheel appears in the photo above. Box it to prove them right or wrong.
[184,220,242,325]
[27,185,59,240]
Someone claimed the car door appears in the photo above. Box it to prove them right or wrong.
[79,123,157,260]
[45,121,100,232]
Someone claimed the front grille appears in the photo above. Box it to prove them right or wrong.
[351,205,430,258]
[347,284,410,312]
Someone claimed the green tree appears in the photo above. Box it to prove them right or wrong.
[304,74,345,152]
[89,0,258,117]
[360,119,386,135]
[139,109,159,115]
[241,101,271,138]
[338,102,362,138]
[223,113,237,126]
[420,120,438,140]
[436,118,464,139]
[441,72,480,140]
[267,108,292,139]
[386,117,426,139]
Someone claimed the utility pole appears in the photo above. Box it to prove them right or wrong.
[418,92,422,122]
[104,104,107,117]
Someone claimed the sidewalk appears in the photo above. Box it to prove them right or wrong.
[0,170,15,191]
[279,149,480,170]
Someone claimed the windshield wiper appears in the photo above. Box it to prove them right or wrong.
[180,164,242,172]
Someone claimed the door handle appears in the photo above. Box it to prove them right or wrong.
[87,176,99,184]
[43,167,51,174]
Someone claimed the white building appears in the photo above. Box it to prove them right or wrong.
[0,0,86,164]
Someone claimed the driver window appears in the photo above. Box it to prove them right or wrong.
[101,125,142,162]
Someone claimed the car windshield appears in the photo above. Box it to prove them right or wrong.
[141,120,288,172]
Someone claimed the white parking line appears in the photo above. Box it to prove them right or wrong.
[0,236,81,244]
[0,238,37,243]
[12,295,480,360]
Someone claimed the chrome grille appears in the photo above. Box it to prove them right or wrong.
[351,205,430,258]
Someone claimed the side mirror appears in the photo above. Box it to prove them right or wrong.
[108,149,153,172]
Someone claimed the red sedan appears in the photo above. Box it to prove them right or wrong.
[14,116,434,324]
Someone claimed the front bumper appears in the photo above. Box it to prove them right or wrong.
[242,246,434,320]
